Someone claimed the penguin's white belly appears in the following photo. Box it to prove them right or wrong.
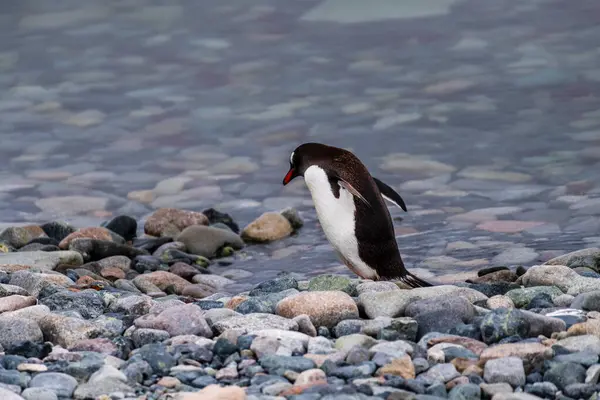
[304,165,378,279]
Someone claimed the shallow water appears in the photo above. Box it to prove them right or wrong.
[1,0,600,291]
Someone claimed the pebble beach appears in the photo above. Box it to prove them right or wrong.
[2,0,600,399]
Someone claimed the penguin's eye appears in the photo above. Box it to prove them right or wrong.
[289,151,295,165]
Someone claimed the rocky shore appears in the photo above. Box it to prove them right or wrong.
[0,207,599,400]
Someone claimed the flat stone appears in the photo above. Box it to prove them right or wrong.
[0,251,83,271]
[212,313,298,335]
[29,372,78,398]
[359,285,487,319]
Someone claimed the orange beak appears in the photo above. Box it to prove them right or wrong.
[283,168,296,185]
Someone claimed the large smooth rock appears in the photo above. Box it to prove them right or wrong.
[176,225,244,258]
[543,248,600,271]
[29,372,78,398]
[359,285,487,319]
[241,212,293,242]
[0,251,83,271]
[38,314,102,348]
[276,291,359,329]
[519,265,600,296]
[0,316,43,348]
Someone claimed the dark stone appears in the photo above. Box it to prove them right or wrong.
[444,346,478,362]
[0,271,8,284]
[213,338,238,358]
[132,255,164,273]
[448,383,481,400]
[525,382,559,398]
[466,282,520,297]
[1,355,27,370]
[527,372,543,384]
[70,239,149,261]
[333,320,364,338]
[137,343,176,375]
[41,221,76,242]
[25,237,60,246]
[448,324,481,341]
[386,376,426,394]
[425,382,447,397]
[571,290,600,311]
[249,272,298,296]
[191,375,217,388]
[103,215,138,241]
[318,326,331,338]
[171,343,212,364]
[202,208,239,233]
[0,369,27,388]
[235,297,274,314]
[195,300,224,310]
[563,383,596,399]
[554,351,599,367]
[65,351,104,380]
[260,355,315,375]
[479,308,529,344]
[40,290,105,319]
[345,346,371,365]
[543,362,586,391]
[526,293,555,309]
[132,237,173,253]
[5,340,52,359]
[237,335,255,351]
[478,266,510,277]
[159,248,207,266]
[112,336,134,360]
[122,359,153,383]
[19,243,60,252]
[330,362,377,380]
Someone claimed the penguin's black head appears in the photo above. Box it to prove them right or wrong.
[282,142,340,185]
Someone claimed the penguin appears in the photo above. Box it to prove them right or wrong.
[282,142,432,288]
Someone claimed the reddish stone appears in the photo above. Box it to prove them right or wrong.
[59,227,114,249]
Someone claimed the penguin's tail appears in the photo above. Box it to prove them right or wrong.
[398,271,433,288]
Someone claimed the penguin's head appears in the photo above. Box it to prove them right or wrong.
[282,142,340,185]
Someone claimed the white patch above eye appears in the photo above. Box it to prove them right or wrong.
[290,151,295,164]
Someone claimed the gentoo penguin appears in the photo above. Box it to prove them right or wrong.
[282,142,432,288]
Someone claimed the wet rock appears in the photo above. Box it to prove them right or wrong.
[40,290,105,319]
[0,316,43,348]
[0,251,83,271]
[276,291,359,329]
[202,208,240,233]
[176,225,244,258]
[69,239,148,261]
[479,309,529,344]
[0,226,47,249]
[169,262,203,280]
[40,221,76,243]
[144,208,208,237]
[59,227,120,249]
[484,357,526,387]
[260,354,316,375]
[241,212,293,242]
[133,271,190,295]
[249,272,298,296]
[103,215,138,241]
[182,283,218,299]
[134,304,212,337]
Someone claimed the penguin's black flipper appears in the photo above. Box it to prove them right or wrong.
[373,177,407,212]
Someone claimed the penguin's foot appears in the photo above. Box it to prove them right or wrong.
[398,272,433,288]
